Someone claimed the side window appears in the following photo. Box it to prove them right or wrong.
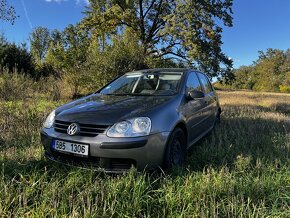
[197,73,213,94]
[186,72,202,93]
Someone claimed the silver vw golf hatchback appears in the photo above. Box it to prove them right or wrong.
[41,69,221,172]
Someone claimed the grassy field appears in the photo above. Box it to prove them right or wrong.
[0,90,289,217]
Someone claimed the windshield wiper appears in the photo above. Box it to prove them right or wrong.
[105,91,177,96]
[105,93,131,96]
[126,93,152,96]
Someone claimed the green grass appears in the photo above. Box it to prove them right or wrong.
[0,91,289,217]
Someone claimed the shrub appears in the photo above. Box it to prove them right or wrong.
[0,40,35,76]
[87,36,146,88]
[279,85,290,93]
[0,67,68,101]
[213,81,232,90]
[62,67,94,98]
[35,76,66,101]
[35,63,58,79]
[0,68,34,100]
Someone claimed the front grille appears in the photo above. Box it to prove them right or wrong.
[111,159,135,170]
[47,151,136,172]
[54,120,110,137]
[50,151,101,167]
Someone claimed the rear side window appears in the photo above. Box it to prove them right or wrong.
[197,73,213,94]
[185,72,202,93]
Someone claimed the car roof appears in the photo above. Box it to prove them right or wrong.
[127,68,192,74]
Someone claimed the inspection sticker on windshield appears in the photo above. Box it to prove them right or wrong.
[52,140,89,156]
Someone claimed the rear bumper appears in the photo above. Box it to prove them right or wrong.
[40,128,170,172]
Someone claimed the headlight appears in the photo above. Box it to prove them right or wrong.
[107,117,151,137]
[43,110,55,128]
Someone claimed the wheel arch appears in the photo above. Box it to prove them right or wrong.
[170,121,188,147]
[162,121,188,169]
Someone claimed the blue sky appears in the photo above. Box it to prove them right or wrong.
[1,0,290,68]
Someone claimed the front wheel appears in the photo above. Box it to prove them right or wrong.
[214,108,222,126]
[163,128,186,170]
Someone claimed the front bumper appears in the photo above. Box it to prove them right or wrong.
[40,128,170,172]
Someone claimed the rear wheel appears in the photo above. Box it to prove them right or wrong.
[163,128,186,170]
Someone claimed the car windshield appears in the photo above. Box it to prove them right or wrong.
[99,72,183,96]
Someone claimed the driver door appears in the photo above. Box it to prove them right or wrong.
[181,72,207,146]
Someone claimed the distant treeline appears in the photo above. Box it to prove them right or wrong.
[215,49,290,92]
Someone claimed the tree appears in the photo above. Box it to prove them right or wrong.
[45,29,65,73]
[253,49,286,91]
[45,24,92,97]
[0,38,34,75]
[281,49,290,85]
[0,0,17,24]
[231,66,256,90]
[82,0,234,80]
[29,27,51,66]
[86,30,146,86]
[218,48,290,92]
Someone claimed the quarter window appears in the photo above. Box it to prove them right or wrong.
[185,72,202,93]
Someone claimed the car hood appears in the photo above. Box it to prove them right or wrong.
[55,94,176,125]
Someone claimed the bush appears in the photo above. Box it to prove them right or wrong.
[0,67,68,101]
[62,67,94,98]
[279,85,290,93]
[87,36,146,88]
[35,63,58,80]
[0,40,35,76]
[213,81,232,90]
[35,76,67,101]
[0,68,34,100]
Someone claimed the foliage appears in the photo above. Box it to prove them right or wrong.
[29,27,51,66]
[82,0,234,80]
[213,81,232,90]
[35,62,58,79]
[0,0,17,24]
[45,25,180,96]
[0,33,60,80]
[0,89,289,217]
[0,37,35,75]
[0,67,34,101]
[1,0,236,97]
[218,48,290,92]
[0,67,68,101]
[46,24,92,97]
[279,85,290,93]
[45,31,66,74]
[252,49,286,91]
[86,31,146,87]
[230,66,256,90]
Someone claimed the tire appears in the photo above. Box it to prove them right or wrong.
[214,108,221,126]
[163,128,186,170]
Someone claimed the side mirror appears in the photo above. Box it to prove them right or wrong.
[186,90,205,100]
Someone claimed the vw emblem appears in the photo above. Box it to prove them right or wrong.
[67,123,80,136]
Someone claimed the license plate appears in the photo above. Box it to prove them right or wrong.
[52,140,89,156]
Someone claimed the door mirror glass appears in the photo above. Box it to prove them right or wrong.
[186,90,205,100]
